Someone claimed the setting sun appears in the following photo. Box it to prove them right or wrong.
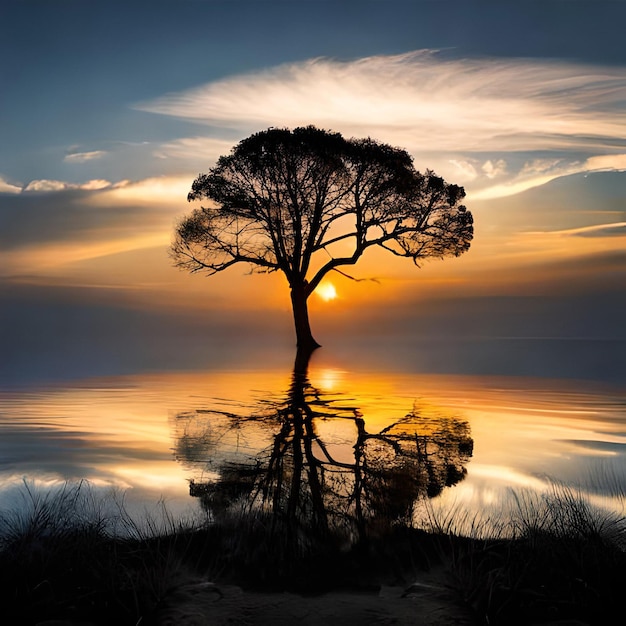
[316,282,337,301]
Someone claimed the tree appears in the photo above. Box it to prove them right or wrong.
[172,126,473,351]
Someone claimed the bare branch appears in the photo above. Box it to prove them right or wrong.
[330,267,381,284]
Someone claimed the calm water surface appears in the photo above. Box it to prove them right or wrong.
[1,351,625,530]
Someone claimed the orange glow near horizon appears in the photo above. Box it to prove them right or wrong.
[4,189,624,319]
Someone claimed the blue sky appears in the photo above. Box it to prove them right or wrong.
[3,0,626,186]
[1,0,625,383]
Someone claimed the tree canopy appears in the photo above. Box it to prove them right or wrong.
[172,126,473,350]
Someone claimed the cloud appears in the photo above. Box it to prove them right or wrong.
[520,159,565,177]
[80,179,112,190]
[19,176,189,199]
[585,154,626,172]
[152,137,234,163]
[136,50,626,155]
[449,159,478,181]
[471,154,626,199]
[0,177,21,194]
[533,222,626,238]
[23,179,70,192]
[134,50,626,199]
[482,159,507,179]
[88,175,192,206]
[0,172,201,284]
[0,181,180,278]
[23,179,112,192]
[63,150,108,163]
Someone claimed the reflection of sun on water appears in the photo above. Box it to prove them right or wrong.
[315,368,345,391]
[316,282,337,301]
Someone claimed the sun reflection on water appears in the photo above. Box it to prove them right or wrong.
[0,363,624,530]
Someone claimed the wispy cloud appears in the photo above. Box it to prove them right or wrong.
[152,137,234,163]
[471,154,626,199]
[0,180,182,278]
[63,150,108,163]
[135,50,626,199]
[136,50,626,155]
[23,179,112,192]
[529,222,626,239]
[2,235,169,278]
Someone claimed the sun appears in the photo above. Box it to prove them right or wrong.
[316,282,337,302]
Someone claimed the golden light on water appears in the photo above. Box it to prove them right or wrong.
[316,281,337,301]
[1,366,625,527]
[314,368,346,391]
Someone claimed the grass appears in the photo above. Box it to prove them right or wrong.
[0,479,625,625]
[0,481,211,625]
[421,480,626,625]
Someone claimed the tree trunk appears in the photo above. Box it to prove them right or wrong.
[290,284,320,352]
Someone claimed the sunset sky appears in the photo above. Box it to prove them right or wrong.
[1,0,625,384]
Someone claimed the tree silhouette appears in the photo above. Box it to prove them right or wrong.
[173,354,473,544]
[171,126,473,351]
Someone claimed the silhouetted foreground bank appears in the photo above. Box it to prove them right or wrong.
[0,481,624,625]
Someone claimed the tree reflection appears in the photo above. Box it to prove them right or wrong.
[172,350,473,543]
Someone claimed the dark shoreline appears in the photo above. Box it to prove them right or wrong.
[1,482,624,626]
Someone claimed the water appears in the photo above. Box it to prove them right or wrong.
[1,346,624,535]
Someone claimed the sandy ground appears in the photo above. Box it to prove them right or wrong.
[153,572,475,626]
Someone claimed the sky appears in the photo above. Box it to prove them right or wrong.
[1,0,625,384]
